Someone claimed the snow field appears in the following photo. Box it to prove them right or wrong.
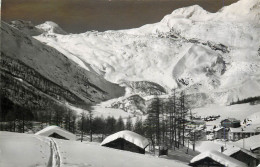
[0,132,189,167]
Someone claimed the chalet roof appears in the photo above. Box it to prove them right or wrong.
[251,145,260,151]
[213,127,224,132]
[233,134,260,151]
[224,147,258,159]
[35,125,76,140]
[101,130,149,149]
[190,150,247,167]
[229,127,256,133]
[221,118,240,123]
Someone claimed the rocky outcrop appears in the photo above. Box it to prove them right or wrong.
[9,20,43,36]
[123,81,167,96]
[110,95,146,115]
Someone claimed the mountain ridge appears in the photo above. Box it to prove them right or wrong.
[1,21,125,112]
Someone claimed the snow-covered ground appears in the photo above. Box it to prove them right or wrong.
[92,106,132,119]
[0,132,189,167]
[193,103,260,126]
[0,132,51,167]
[247,111,260,125]
[194,140,237,153]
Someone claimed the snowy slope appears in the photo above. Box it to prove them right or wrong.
[247,111,260,125]
[1,21,125,112]
[34,0,260,105]
[0,132,189,167]
[0,132,51,167]
[193,103,260,126]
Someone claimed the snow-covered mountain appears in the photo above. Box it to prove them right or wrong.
[33,0,260,106]
[36,21,68,35]
[1,21,125,112]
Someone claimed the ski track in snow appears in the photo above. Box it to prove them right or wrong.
[49,138,62,167]
[33,135,62,167]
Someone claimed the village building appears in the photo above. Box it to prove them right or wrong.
[221,118,241,128]
[213,127,225,139]
[206,126,214,135]
[191,118,206,128]
[224,147,259,167]
[100,130,149,154]
[189,150,247,167]
[229,127,260,141]
[35,125,76,140]
[251,146,260,158]
[232,134,260,159]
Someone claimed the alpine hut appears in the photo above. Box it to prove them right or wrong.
[35,125,76,140]
[224,147,259,167]
[189,150,247,167]
[101,130,149,154]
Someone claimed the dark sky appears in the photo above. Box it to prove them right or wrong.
[2,0,238,33]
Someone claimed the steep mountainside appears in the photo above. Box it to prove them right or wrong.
[1,21,125,111]
[34,0,260,106]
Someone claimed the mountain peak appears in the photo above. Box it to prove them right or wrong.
[217,0,260,23]
[168,5,209,19]
[36,21,68,35]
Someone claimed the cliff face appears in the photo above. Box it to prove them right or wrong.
[0,21,125,111]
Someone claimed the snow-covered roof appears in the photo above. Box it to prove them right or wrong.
[213,127,223,132]
[229,127,256,133]
[206,126,214,132]
[233,134,260,151]
[190,150,247,167]
[251,145,260,151]
[224,146,258,159]
[101,130,149,149]
[221,118,240,122]
[35,126,76,140]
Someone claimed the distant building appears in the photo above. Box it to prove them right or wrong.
[229,127,260,141]
[189,150,247,167]
[35,125,76,140]
[213,127,225,139]
[101,130,149,154]
[189,118,206,130]
[224,147,259,167]
[221,118,241,128]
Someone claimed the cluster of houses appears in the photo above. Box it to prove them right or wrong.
[207,118,260,141]
[190,133,260,167]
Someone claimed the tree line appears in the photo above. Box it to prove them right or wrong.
[78,91,196,152]
[1,90,196,152]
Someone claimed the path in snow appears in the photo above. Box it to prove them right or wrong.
[49,138,62,167]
